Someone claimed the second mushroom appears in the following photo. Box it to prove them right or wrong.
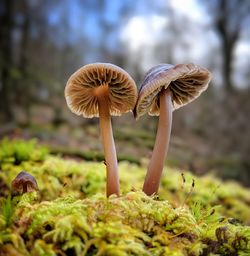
[134,63,212,196]
[65,63,137,197]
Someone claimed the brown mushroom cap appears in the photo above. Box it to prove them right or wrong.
[11,171,38,194]
[134,63,212,119]
[65,63,137,118]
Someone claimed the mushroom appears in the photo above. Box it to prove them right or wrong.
[11,171,39,194]
[134,63,212,196]
[65,63,137,197]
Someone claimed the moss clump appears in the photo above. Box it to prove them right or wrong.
[0,138,48,166]
[0,192,250,255]
[0,139,250,255]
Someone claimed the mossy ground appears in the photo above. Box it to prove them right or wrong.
[0,139,249,255]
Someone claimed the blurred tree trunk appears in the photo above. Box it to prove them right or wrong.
[202,0,250,92]
[221,36,236,92]
[18,0,31,123]
[215,0,239,92]
[0,0,14,122]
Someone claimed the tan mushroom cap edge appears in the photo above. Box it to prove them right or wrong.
[65,63,137,118]
[134,63,212,119]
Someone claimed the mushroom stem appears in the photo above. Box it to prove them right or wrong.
[98,96,120,197]
[143,88,172,195]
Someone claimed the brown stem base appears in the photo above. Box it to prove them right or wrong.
[143,88,172,196]
[98,93,120,197]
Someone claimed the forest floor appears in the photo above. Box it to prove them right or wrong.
[1,116,245,184]
[0,139,249,255]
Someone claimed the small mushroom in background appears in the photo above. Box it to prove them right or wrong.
[11,171,39,194]
[65,63,137,197]
[134,63,212,196]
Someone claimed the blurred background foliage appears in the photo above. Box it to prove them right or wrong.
[0,0,250,185]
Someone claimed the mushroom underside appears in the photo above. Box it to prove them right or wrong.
[65,64,137,118]
[137,73,209,117]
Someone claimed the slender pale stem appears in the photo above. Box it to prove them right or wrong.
[143,88,173,195]
[98,96,120,197]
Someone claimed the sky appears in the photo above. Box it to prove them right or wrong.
[47,0,250,87]
[120,0,250,87]
[120,0,214,71]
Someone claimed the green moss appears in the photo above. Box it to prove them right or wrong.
[0,138,48,166]
[0,195,14,227]
[0,139,250,255]
[0,192,250,255]
[50,147,140,165]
